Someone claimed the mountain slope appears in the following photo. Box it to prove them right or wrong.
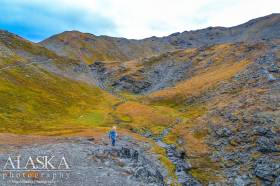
[88,42,267,94]
[0,30,182,146]
[0,30,119,134]
[141,40,280,184]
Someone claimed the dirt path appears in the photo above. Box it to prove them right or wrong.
[0,61,52,72]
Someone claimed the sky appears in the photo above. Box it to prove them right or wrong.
[1,0,280,42]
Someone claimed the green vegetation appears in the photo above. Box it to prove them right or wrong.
[189,156,222,184]
[0,64,118,134]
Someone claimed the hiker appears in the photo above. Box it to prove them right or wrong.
[108,126,118,146]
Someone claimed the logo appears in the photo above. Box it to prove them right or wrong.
[1,155,71,184]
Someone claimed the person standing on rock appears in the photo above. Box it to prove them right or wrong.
[108,126,118,146]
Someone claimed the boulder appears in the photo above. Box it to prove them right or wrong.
[273,176,280,186]
[215,127,232,138]
[256,137,279,153]
[253,126,274,137]
[254,157,280,182]
[234,175,251,186]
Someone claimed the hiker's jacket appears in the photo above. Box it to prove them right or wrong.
[108,130,117,140]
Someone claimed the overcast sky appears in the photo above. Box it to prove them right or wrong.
[1,0,280,42]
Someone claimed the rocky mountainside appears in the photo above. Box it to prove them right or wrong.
[0,13,279,185]
[88,42,267,94]
[145,40,280,185]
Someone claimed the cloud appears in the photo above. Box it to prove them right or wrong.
[0,0,115,41]
[0,0,279,41]
[96,0,280,38]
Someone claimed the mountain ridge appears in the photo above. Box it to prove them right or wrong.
[40,13,280,64]
[41,13,280,42]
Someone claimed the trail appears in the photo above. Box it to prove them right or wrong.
[0,60,52,72]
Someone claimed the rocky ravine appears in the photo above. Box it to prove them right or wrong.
[155,129,202,186]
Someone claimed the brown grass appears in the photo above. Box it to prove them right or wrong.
[114,101,176,129]
[146,60,251,104]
